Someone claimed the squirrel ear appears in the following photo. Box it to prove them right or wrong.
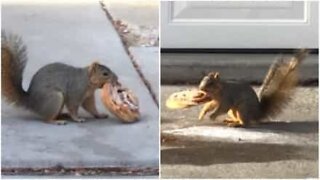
[209,72,219,79]
[213,72,220,79]
[88,61,100,74]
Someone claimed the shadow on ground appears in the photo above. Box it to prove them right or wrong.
[161,137,318,166]
[162,116,318,134]
[254,121,318,134]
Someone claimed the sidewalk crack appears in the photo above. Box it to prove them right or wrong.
[99,1,159,107]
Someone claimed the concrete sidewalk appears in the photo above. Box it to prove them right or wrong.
[129,47,159,102]
[161,85,318,178]
[101,0,159,47]
[100,0,159,103]
[102,0,158,27]
[1,0,158,175]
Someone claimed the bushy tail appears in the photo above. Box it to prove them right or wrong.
[1,31,28,107]
[258,49,309,120]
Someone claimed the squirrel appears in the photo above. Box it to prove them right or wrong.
[2,31,118,125]
[195,49,309,127]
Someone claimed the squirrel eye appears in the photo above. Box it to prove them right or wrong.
[103,72,109,76]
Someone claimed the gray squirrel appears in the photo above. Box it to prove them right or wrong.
[2,31,118,125]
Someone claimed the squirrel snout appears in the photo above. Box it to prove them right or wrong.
[199,76,209,90]
[110,73,118,84]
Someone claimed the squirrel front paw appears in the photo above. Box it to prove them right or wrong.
[72,118,86,123]
[48,120,68,125]
[225,121,243,128]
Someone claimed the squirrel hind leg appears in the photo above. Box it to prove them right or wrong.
[223,109,236,123]
[56,113,72,120]
[32,91,65,125]
[223,108,243,127]
[66,104,86,123]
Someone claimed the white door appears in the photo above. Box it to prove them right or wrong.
[161,1,318,49]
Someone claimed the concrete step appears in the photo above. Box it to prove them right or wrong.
[161,53,318,84]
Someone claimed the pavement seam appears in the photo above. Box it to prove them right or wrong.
[2,167,158,176]
[99,1,159,108]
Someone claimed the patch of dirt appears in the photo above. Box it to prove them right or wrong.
[100,2,158,47]
[113,20,158,47]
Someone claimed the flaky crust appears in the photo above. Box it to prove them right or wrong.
[101,83,140,123]
[166,89,207,109]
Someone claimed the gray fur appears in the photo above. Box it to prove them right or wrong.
[26,63,91,120]
[2,31,116,123]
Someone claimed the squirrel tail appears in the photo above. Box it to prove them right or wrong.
[258,49,309,120]
[1,31,28,107]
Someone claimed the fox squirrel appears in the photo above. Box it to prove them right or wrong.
[1,31,118,125]
[166,49,309,127]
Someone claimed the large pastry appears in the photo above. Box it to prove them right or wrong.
[165,89,208,109]
[101,82,140,123]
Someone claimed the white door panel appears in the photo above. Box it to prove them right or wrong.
[161,1,318,48]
